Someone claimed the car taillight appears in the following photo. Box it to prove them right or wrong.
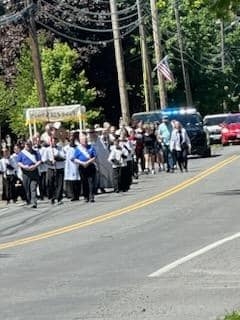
[222,128,229,133]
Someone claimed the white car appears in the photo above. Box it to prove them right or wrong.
[203,113,228,144]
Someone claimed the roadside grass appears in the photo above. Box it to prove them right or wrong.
[222,311,240,320]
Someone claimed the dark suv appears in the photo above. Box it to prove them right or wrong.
[162,108,211,157]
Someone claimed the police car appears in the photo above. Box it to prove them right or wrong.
[131,110,162,124]
[162,107,211,157]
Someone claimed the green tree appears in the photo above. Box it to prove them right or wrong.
[9,40,97,135]
[190,0,240,16]
[0,80,14,128]
[155,0,240,114]
[27,42,96,107]
[8,45,34,135]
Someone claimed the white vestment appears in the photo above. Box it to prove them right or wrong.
[64,145,80,181]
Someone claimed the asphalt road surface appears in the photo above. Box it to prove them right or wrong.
[1,145,240,320]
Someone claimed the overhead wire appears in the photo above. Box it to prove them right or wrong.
[1,0,236,74]
[35,0,143,45]
[36,17,141,45]
[141,3,225,72]
[0,0,142,46]
[39,0,139,24]
[40,9,140,33]
[49,0,137,17]
[0,3,33,26]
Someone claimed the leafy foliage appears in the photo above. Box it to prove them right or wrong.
[8,44,35,135]
[7,40,97,136]
[1,0,240,130]
[28,41,97,106]
[223,311,240,320]
[155,0,240,114]
[0,80,14,126]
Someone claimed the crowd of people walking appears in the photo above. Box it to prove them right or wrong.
[0,116,191,208]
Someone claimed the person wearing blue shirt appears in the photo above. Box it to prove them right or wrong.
[17,140,41,208]
[158,115,174,172]
[74,133,97,203]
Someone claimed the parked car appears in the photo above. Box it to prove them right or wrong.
[221,113,240,146]
[162,107,211,157]
[203,113,228,144]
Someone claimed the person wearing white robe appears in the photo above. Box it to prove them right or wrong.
[64,140,81,201]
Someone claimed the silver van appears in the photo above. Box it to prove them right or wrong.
[203,113,228,144]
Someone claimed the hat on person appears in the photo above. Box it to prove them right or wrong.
[162,115,169,120]
[53,122,61,129]
[85,128,95,134]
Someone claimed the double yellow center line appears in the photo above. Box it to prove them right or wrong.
[0,155,238,251]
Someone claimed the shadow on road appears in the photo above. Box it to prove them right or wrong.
[0,207,61,238]
[0,254,11,258]
[189,154,222,160]
[211,189,240,196]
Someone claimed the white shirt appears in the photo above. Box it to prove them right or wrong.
[64,145,80,181]
[42,145,66,170]
[170,127,191,151]
[108,145,128,168]
[0,157,16,177]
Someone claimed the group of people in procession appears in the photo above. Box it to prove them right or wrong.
[0,115,191,208]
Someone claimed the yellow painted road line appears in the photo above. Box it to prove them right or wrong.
[0,155,239,251]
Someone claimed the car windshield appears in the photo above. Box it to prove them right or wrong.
[166,113,202,127]
[225,115,240,124]
[132,112,162,123]
[204,116,227,126]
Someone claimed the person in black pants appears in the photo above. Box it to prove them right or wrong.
[170,121,191,172]
[43,137,66,205]
[73,133,97,203]
[17,140,41,208]
[108,138,128,193]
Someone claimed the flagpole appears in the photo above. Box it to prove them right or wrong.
[150,0,166,109]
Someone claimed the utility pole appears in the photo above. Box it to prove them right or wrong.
[220,19,225,71]
[26,0,47,108]
[219,19,227,111]
[150,0,166,109]
[173,0,193,106]
[109,0,130,125]
[137,0,155,112]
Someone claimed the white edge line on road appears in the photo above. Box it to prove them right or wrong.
[148,232,240,277]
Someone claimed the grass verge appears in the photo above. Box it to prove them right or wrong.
[223,312,240,320]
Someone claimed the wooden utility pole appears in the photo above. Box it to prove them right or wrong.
[150,0,166,109]
[27,0,47,108]
[219,19,227,112]
[173,0,193,106]
[137,0,155,111]
[220,20,225,71]
[110,0,130,125]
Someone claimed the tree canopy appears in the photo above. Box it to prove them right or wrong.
[4,40,97,135]
[0,0,240,134]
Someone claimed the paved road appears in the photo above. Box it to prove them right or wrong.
[1,146,240,320]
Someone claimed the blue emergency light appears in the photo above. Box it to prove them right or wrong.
[162,107,197,116]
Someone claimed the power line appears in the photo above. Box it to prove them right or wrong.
[39,0,139,24]
[40,9,140,33]
[142,6,225,72]
[36,18,140,45]
[49,0,137,17]
[0,3,33,26]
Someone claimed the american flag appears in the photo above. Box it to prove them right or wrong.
[155,55,174,82]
